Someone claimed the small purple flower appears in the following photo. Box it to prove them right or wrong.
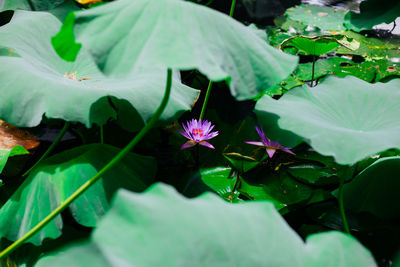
[178,119,219,150]
[245,126,295,158]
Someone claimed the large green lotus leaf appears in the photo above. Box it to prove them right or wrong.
[344,0,400,32]
[286,4,347,31]
[37,183,376,266]
[0,11,198,128]
[295,57,399,83]
[0,144,156,245]
[0,0,65,11]
[336,31,400,60]
[53,0,298,100]
[255,76,400,165]
[0,145,28,173]
[342,157,400,219]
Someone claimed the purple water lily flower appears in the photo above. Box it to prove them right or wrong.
[178,119,219,150]
[245,126,295,158]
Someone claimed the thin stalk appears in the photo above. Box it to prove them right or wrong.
[338,175,351,235]
[311,55,316,87]
[0,68,173,260]
[100,125,104,144]
[205,0,215,6]
[195,144,199,170]
[198,0,237,121]
[22,122,70,177]
[199,81,213,120]
[232,173,240,192]
[27,0,35,10]
[229,0,237,17]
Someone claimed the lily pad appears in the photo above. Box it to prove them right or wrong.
[274,15,307,33]
[53,0,298,100]
[291,149,355,186]
[37,183,376,267]
[336,31,400,60]
[0,144,156,245]
[255,76,400,165]
[258,75,304,97]
[194,167,239,202]
[286,4,347,32]
[0,11,199,128]
[344,0,400,32]
[295,57,399,82]
[288,164,342,186]
[341,157,400,219]
[190,166,312,210]
[294,57,353,81]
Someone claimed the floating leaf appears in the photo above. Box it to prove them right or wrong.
[37,183,376,267]
[274,15,307,33]
[193,167,239,202]
[0,144,156,245]
[259,75,304,97]
[295,57,353,81]
[294,57,399,82]
[291,149,355,186]
[286,4,347,31]
[0,11,198,128]
[288,164,343,186]
[255,76,400,165]
[53,0,298,100]
[266,26,294,49]
[336,31,400,60]
[189,166,311,209]
[344,0,400,32]
[341,157,400,219]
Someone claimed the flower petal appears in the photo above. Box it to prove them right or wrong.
[255,126,268,145]
[181,140,197,150]
[199,141,215,149]
[266,148,276,158]
[205,131,219,140]
[177,130,191,139]
[244,141,265,147]
[281,147,295,155]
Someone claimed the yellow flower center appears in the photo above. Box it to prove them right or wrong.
[192,129,203,137]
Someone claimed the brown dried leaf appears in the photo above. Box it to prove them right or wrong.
[0,120,39,151]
